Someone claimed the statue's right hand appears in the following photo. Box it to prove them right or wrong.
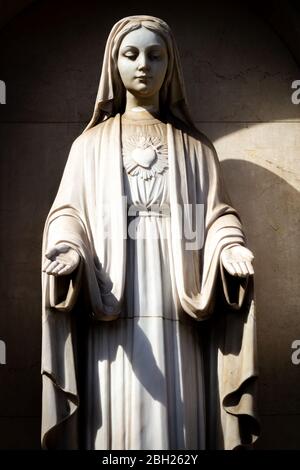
[42,243,80,276]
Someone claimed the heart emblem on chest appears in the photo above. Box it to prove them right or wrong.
[131,146,157,169]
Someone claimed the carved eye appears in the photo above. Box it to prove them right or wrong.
[149,53,161,60]
[124,52,137,60]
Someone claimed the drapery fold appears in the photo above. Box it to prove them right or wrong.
[41,115,259,449]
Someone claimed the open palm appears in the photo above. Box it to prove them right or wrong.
[221,245,254,277]
[43,243,80,276]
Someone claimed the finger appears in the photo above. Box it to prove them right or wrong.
[245,260,254,275]
[45,243,72,260]
[55,243,72,253]
[42,258,53,271]
[45,260,59,274]
[238,261,249,277]
[223,261,237,276]
[243,248,254,261]
[52,263,65,274]
[232,262,243,276]
[45,247,58,260]
[57,265,73,276]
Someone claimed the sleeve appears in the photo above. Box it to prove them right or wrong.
[198,140,260,449]
[199,139,247,312]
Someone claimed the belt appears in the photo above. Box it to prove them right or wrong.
[128,205,170,218]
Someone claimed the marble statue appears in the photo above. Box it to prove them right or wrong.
[41,15,259,450]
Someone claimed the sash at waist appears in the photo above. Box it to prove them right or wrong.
[127,204,171,218]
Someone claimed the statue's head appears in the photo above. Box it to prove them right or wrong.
[115,25,168,104]
[85,15,193,131]
[111,17,173,111]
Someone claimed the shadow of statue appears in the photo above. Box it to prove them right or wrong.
[221,159,300,449]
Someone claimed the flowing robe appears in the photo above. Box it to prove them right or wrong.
[41,114,259,449]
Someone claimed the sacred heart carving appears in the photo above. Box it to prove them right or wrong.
[122,134,168,180]
[131,147,157,168]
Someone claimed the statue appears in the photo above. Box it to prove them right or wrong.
[41,15,259,450]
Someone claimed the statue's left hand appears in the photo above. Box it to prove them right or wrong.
[221,245,254,277]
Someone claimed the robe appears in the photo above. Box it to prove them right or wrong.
[41,114,259,449]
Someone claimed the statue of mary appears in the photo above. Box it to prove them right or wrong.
[41,15,259,450]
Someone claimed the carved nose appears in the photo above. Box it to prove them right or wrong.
[137,54,150,71]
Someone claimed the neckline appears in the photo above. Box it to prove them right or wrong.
[121,109,163,125]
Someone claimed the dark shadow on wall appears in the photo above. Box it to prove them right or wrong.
[0,0,37,29]
[1,0,300,69]
[221,159,300,449]
[0,0,299,127]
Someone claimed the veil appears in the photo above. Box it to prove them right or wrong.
[84,15,195,131]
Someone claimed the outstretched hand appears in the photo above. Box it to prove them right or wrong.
[43,243,80,276]
[221,245,254,277]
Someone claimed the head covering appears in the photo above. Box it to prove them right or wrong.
[84,15,194,131]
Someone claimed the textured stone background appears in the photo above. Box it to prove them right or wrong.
[0,0,299,449]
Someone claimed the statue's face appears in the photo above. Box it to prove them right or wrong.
[117,26,168,99]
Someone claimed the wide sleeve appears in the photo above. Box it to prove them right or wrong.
[168,124,247,319]
[198,139,260,449]
[200,141,248,312]
[41,131,118,449]
[42,131,120,320]
[41,135,90,449]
